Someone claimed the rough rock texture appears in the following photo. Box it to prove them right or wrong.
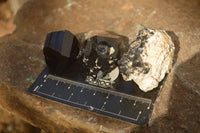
[0,0,200,133]
[9,0,28,15]
[118,28,175,92]
[0,0,15,37]
[0,106,40,133]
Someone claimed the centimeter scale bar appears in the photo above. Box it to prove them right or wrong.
[28,68,154,125]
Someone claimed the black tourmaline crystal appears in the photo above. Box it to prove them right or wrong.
[43,30,79,75]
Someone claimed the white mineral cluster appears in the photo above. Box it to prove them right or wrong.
[118,28,175,92]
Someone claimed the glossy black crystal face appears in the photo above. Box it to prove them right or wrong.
[43,30,79,75]
[79,36,120,88]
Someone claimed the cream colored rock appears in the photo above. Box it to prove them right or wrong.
[118,28,175,92]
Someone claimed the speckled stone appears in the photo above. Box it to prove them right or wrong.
[118,28,175,92]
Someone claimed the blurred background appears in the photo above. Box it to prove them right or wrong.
[0,1,40,133]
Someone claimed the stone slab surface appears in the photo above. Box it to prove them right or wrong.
[0,0,200,132]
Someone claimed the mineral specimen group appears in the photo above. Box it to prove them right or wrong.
[118,28,175,92]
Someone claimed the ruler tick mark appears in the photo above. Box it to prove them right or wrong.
[106,94,109,99]
[33,86,39,91]
[147,103,151,109]
[134,101,137,106]
[120,97,123,103]
[43,75,47,78]
[118,110,121,115]
[67,85,71,89]
[68,93,74,100]
[80,88,84,93]
[101,102,107,110]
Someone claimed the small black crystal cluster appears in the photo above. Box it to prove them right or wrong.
[79,36,120,88]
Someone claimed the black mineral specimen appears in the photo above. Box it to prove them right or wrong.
[43,30,79,75]
[79,36,120,88]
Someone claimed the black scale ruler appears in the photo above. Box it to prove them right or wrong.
[29,67,156,125]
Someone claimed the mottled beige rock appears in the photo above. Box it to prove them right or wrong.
[9,0,28,15]
[119,28,175,92]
